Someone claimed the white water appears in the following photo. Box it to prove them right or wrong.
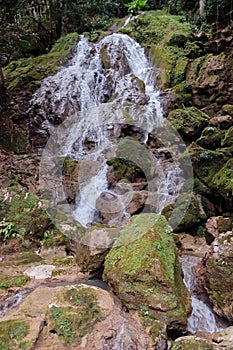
[180,255,222,334]
[31,32,183,226]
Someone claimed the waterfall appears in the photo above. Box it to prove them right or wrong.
[32,32,185,227]
[180,255,223,334]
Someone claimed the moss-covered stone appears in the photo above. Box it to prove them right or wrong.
[171,336,214,349]
[212,158,233,203]
[0,319,29,350]
[187,146,228,186]
[49,285,105,344]
[196,126,225,149]
[4,33,78,92]
[162,193,207,233]
[14,252,43,265]
[172,56,188,86]
[103,213,191,335]
[222,104,233,116]
[221,126,233,147]
[167,107,209,140]
[0,273,30,290]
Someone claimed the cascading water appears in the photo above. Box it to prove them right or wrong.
[30,32,184,227]
[180,255,223,334]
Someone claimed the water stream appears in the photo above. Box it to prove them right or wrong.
[180,255,223,334]
[31,32,183,226]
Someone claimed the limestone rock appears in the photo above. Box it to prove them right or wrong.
[0,284,156,350]
[205,216,232,244]
[212,326,233,349]
[76,227,118,273]
[24,264,56,279]
[171,336,215,350]
[103,213,191,337]
[209,115,233,128]
[200,231,233,322]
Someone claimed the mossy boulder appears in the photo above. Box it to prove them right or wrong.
[162,193,207,233]
[187,146,228,186]
[196,126,225,149]
[167,107,209,140]
[211,159,233,206]
[171,336,214,350]
[103,213,191,336]
[4,33,78,92]
[222,104,233,116]
[221,126,233,147]
[202,231,233,322]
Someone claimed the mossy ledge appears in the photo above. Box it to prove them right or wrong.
[3,33,79,92]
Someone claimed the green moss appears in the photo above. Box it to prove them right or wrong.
[221,127,233,147]
[121,11,194,47]
[172,56,188,86]
[197,126,225,149]
[4,33,78,92]
[167,107,209,139]
[212,159,233,201]
[122,108,135,125]
[14,252,43,265]
[0,273,30,290]
[187,146,228,186]
[171,337,214,350]
[120,10,195,91]
[1,190,51,240]
[0,319,29,350]
[52,256,75,267]
[50,286,104,344]
[222,104,233,116]
[104,214,190,332]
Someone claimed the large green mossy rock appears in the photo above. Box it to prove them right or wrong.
[103,213,191,335]
[167,107,209,140]
[4,33,78,92]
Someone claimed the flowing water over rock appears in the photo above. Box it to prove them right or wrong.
[180,255,223,334]
[31,33,185,227]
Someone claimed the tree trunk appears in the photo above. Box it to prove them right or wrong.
[0,64,6,107]
[199,0,205,18]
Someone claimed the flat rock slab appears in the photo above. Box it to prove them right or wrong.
[24,264,56,279]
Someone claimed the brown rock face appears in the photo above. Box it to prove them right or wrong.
[205,216,232,244]
[199,231,233,322]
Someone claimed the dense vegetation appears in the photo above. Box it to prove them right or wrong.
[0,0,232,65]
